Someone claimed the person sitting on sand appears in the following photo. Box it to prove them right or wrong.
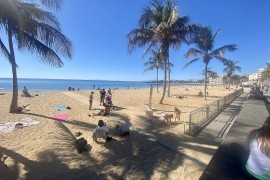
[22,86,31,97]
[198,91,203,96]
[93,120,112,141]
[93,103,110,116]
[115,124,130,137]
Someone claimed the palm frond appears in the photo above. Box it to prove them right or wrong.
[0,38,11,61]
[211,29,222,42]
[17,2,61,30]
[183,57,200,69]
[212,55,229,64]
[127,29,155,54]
[30,22,72,58]
[184,48,204,58]
[143,66,155,73]
[40,0,62,11]
[212,44,237,56]
[18,32,64,67]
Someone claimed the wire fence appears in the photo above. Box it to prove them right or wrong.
[186,88,244,135]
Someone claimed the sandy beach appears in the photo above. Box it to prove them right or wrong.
[0,85,238,179]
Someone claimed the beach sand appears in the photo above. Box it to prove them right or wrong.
[0,85,238,179]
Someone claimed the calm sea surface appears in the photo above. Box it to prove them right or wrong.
[0,78,152,92]
[0,78,201,92]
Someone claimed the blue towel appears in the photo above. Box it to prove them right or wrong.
[54,105,70,111]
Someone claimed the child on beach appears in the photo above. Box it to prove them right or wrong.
[89,91,94,110]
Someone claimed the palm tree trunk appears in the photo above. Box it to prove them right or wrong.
[156,68,159,93]
[167,59,170,97]
[159,44,168,104]
[228,77,231,90]
[8,22,19,113]
[204,65,207,100]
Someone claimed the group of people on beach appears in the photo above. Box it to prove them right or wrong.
[92,120,130,141]
[68,87,80,91]
[89,88,113,117]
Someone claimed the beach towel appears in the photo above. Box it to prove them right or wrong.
[53,114,68,121]
[0,118,40,134]
[54,105,71,111]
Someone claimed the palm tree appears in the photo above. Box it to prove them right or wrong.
[208,70,219,89]
[200,69,218,89]
[262,62,270,81]
[184,26,237,100]
[223,60,241,90]
[0,0,72,113]
[144,49,174,92]
[127,0,194,103]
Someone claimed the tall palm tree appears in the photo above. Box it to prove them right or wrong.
[184,26,237,100]
[144,49,173,92]
[223,60,241,90]
[128,0,193,104]
[0,0,72,113]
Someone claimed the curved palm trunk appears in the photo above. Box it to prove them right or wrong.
[8,23,19,113]
[204,65,207,100]
[156,68,159,93]
[167,59,170,97]
[159,44,168,104]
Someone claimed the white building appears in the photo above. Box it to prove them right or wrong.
[248,68,266,82]
[249,73,258,82]
[209,75,223,84]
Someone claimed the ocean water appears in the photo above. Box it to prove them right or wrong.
[0,78,153,92]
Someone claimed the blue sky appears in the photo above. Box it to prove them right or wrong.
[0,0,270,81]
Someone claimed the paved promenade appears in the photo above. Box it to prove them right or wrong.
[200,93,269,179]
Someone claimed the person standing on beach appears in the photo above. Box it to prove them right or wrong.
[89,91,94,110]
[93,84,95,90]
[99,89,106,105]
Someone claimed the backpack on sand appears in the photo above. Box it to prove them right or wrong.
[75,137,88,154]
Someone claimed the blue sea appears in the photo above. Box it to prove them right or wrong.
[0,78,154,92]
[0,78,201,92]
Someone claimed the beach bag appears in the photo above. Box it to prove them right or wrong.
[75,138,88,154]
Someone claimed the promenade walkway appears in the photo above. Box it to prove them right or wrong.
[200,93,269,179]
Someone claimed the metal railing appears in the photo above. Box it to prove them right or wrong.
[186,88,243,135]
